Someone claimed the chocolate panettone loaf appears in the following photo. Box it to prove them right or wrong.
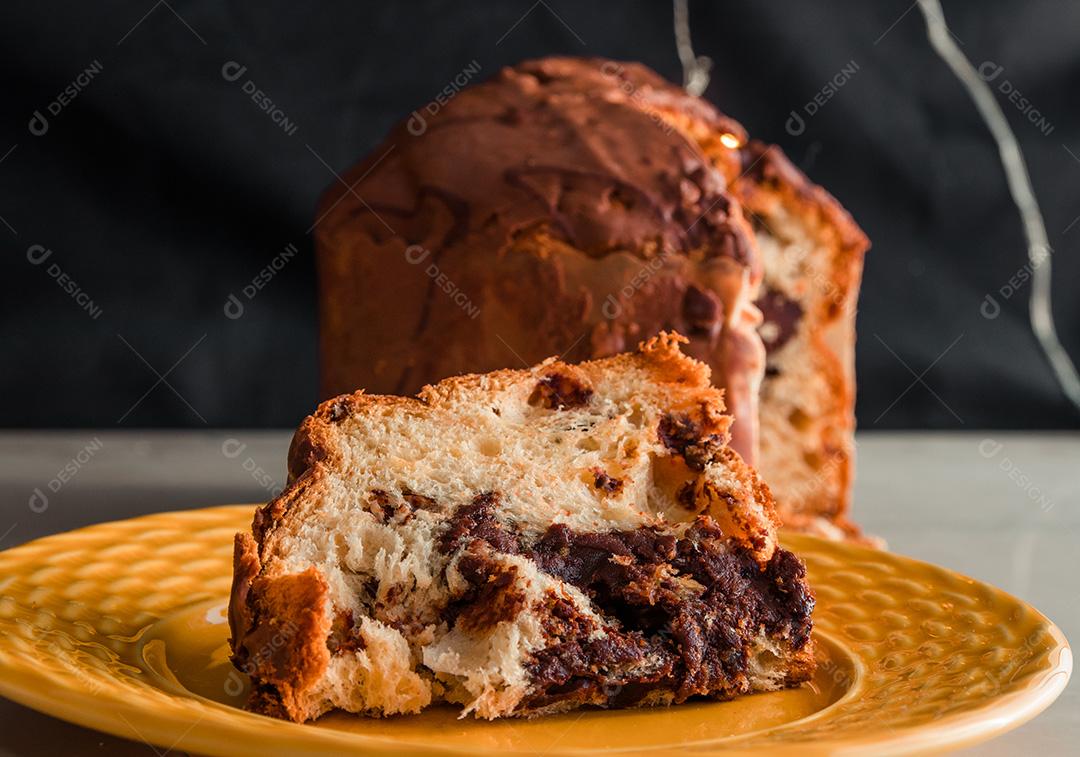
[230,334,815,721]
[315,57,868,539]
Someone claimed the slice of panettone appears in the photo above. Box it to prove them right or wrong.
[229,333,815,721]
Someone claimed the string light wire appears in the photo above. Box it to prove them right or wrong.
[917,0,1080,411]
[673,0,711,96]
[672,0,1080,412]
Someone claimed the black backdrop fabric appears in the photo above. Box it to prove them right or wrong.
[1,0,1078,429]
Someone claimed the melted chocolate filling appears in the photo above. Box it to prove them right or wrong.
[451,554,527,633]
[526,521,813,705]
[436,494,814,710]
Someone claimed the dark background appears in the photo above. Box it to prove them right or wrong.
[1,0,1078,429]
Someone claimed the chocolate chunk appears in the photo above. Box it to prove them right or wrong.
[529,372,594,410]
[329,399,350,422]
[401,489,439,512]
[453,554,527,632]
[327,610,363,654]
[592,468,624,494]
[675,481,701,511]
[439,492,521,555]
[366,489,396,522]
[657,413,725,471]
[757,288,803,354]
[365,488,440,523]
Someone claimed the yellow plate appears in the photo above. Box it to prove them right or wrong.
[0,505,1069,755]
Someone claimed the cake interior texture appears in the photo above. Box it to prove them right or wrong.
[230,334,815,722]
[313,56,870,542]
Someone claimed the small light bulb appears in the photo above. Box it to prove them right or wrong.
[719,133,741,149]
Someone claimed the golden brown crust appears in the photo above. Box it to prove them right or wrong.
[627,331,711,385]
[229,531,333,721]
[232,475,340,721]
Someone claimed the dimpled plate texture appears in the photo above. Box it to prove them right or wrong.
[0,505,1070,755]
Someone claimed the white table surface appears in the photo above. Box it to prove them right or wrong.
[0,431,1076,755]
